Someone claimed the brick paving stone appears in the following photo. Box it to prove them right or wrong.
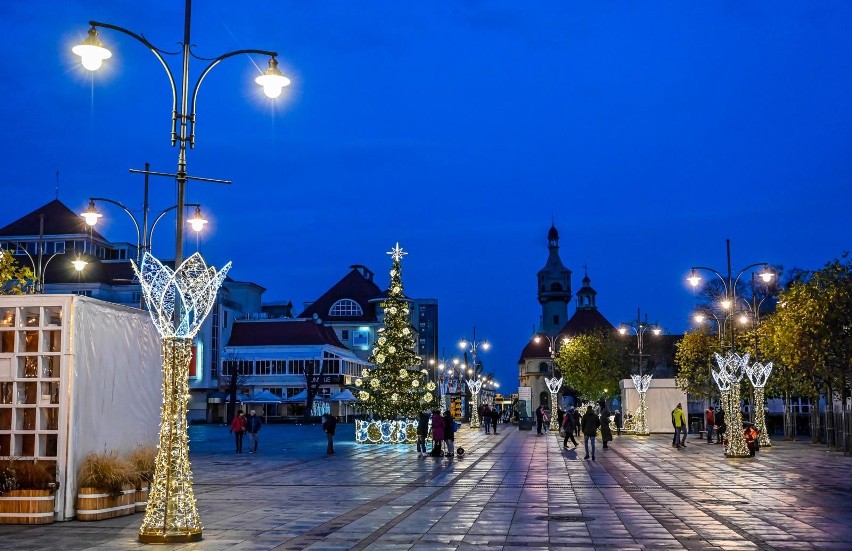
[1,423,851,549]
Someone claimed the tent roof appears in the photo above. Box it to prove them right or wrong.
[330,389,356,402]
[245,390,283,403]
[283,389,327,403]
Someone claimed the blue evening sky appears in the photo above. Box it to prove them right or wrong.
[1,1,850,388]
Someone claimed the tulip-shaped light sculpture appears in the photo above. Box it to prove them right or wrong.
[713,352,751,458]
[466,378,483,428]
[744,361,773,448]
[631,373,653,435]
[133,252,231,542]
[545,376,563,431]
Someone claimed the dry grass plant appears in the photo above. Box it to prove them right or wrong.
[77,451,134,497]
[127,446,157,487]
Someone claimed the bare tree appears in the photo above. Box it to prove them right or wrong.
[303,358,327,420]
[220,350,248,423]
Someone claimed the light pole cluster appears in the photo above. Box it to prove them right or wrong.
[72,1,288,543]
[459,328,489,428]
[617,308,662,436]
[532,333,569,431]
[689,240,775,459]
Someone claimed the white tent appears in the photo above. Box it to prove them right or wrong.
[330,389,357,422]
[244,391,284,420]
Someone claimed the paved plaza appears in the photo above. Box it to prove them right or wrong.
[2,423,852,550]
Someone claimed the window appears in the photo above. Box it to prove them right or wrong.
[256,360,271,375]
[329,299,363,317]
[341,329,350,340]
[539,361,549,373]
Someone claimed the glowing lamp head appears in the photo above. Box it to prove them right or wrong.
[652,327,662,336]
[80,200,102,226]
[693,314,706,324]
[452,358,460,366]
[739,315,750,325]
[533,335,542,344]
[458,340,468,350]
[481,341,490,351]
[73,27,112,71]
[720,299,732,310]
[71,259,87,272]
[618,326,628,335]
[255,57,290,99]
[188,206,207,233]
[687,270,702,288]
[759,267,774,283]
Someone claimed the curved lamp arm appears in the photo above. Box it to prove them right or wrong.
[149,202,201,251]
[733,262,771,293]
[90,197,141,254]
[690,265,728,295]
[88,21,179,143]
[188,48,279,149]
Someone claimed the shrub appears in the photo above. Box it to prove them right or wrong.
[6,460,55,492]
[127,446,157,486]
[0,465,17,496]
[77,451,134,497]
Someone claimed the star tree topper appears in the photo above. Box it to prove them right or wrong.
[387,242,408,262]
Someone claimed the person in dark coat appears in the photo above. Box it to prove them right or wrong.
[482,405,491,434]
[572,407,581,436]
[535,404,545,435]
[490,407,499,434]
[417,410,431,457]
[247,410,262,453]
[581,405,601,461]
[614,410,623,436]
[322,414,337,455]
[562,409,578,449]
[430,409,445,456]
[442,410,456,457]
[600,408,613,449]
[715,407,726,444]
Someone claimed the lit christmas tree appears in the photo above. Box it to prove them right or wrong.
[354,243,436,421]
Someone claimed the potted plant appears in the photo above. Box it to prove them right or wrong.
[127,446,156,513]
[76,451,136,521]
[0,460,57,525]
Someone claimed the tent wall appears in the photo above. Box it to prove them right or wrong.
[620,378,688,434]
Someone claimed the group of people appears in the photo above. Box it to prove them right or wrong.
[229,409,263,453]
[558,405,616,460]
[479,405,501,434]
[417,409,458,457]
[704,404,726,444]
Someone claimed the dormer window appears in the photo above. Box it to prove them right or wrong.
[329,299,363,317]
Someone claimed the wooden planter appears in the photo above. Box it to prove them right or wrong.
[76,484,136,521]
[135,485,149,513]
[0,489,55,524]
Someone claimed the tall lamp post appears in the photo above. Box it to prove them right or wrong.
[428,357,460,408]
[532,333,569,431]
[72,2,288,543]
[688,239,774,459]
[459,328,489,428]
[617,308,661,436]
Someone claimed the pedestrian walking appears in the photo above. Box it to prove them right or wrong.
[562,409,578,449]
[671,406,678,447]
[614,410,622,436]
[229,410,247,453]
[705,405,715,444]
[600,408,613,449]
[246,410,262,453]
[483,405,491,434]
[490,406,499,434]
[443,410,456,457]
[322,413,337,455]
[673,403,688,448]
[535,404,545,435]
[715,407,726,444]
[581,405,601,461]
[573,407,581,436]
[430,409,445,456]
[417,409,430,456]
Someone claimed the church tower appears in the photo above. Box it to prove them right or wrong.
[537,225,572,335]
[576,269,598,310]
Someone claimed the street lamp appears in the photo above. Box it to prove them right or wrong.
[689,239,775,460]
[459,327,490,428]
[72,0,290,270]
[532,333,569,431]
[72,2,287,543]
[1,214,87,293]
[617,308,662,436]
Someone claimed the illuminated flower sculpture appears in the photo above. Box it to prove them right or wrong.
[466,378,484,428]
[713,352,751,458]
[133,253,231,542]
[630,374,653,436]
[744,361,773,448]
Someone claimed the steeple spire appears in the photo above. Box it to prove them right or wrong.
[538,224,572,334]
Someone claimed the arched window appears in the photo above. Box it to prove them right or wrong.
[550,282,562,291]
[329,299,363,317]
[538,361,549,373]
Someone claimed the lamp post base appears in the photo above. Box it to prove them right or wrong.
[139,531,203,544]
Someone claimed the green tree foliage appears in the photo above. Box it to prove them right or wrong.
[759,255,852,403]
[674,328,721,399]
[554,330,624,401]
[354,247,436,419]
[0,250,34,294]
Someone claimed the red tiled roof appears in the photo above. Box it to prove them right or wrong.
[0,200,106,240]
[227,319,348,348]
[298,267,383,322]
[560,308,615,337]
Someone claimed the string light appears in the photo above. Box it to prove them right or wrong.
[744,361,773,448]
[132,252,231,543]
[545,377,563,432]
[355,420,417,444]
[631,374,653,435]
[713,353,751,458]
